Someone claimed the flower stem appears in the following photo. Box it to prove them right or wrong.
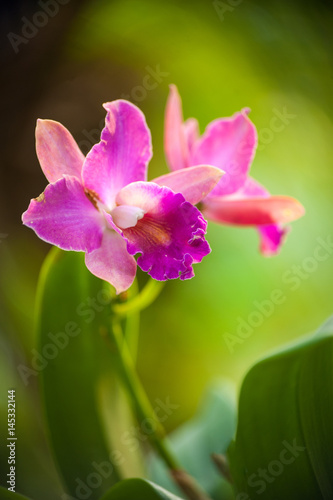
[211,453,233,483]
[113,278,165,317]
[123,278,140,362]
[106,317,212,500]
[109,317,178,469]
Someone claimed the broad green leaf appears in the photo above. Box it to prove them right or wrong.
[149,382,236,500]
[0,487,31,500]
[228,316,333,499]
[100,478,183,499]
[37,248,122,499]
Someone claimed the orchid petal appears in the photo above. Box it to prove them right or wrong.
[85,229,137,294]
[183,117,200,155]
[258,224,290,256]
[202,194,305,226]
[164,84,190,171]
[191,109,257,196]
[36,119,85,183]
[153,165,223,205]
[22,176,104,252]
[235,178,291,255]
[82,100,152,209]
[234,176,269,198]
[116,182,210,281]
[203,177,303,254]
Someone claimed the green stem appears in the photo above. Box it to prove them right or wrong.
[109,317,179,470]
[123,278,140,362]
[106,317,212,500]
[113,279,165,317]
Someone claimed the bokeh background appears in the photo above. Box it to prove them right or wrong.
[1,0,332,498]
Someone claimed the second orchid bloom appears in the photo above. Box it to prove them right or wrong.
[163,85,305,255]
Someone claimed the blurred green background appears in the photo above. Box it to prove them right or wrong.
[0,0,332,498]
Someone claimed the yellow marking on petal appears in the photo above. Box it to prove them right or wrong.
[84,188,100,209]
[126,216,172,246]
[34,192,45,203]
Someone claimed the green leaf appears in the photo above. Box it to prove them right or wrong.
[0,487,31,500]
[149,382,236,499]
[316,314,333,336]
[100,478,183,499]
[228,316,333,499]
[37,248,122,499]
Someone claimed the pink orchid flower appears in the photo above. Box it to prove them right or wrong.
[163,85,305,255]
[22,100,223,293]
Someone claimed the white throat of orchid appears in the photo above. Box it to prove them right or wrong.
[111,205,145,230]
